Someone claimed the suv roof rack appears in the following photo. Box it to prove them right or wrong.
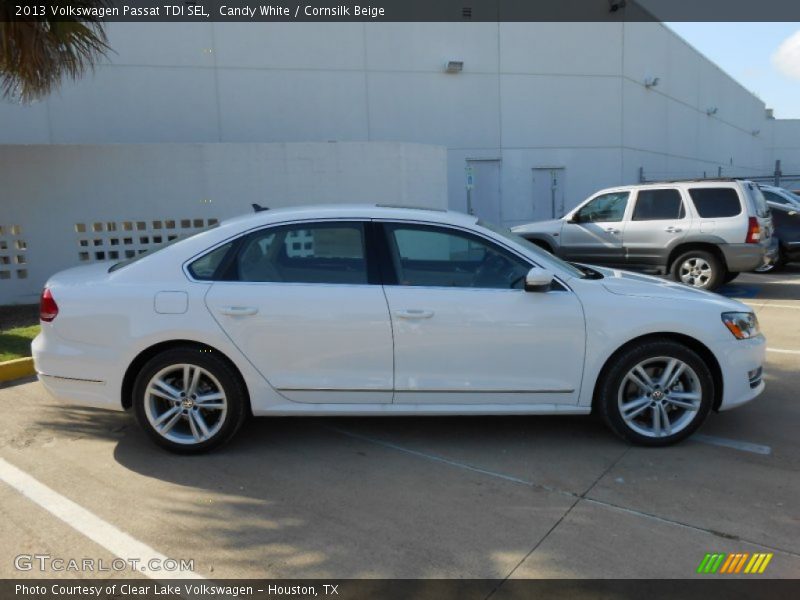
[639,177,748,185]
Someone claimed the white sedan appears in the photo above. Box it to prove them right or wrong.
[33,205,765,453]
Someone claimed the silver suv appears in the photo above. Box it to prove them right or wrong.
[512,179,775,290]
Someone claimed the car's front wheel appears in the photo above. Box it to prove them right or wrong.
[597,339,714,446]
[132,347,248,453]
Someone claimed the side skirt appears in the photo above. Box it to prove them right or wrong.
[252,403,592,417]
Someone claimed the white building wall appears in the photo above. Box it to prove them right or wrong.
[0,21,796,227]
[0,142,447,304]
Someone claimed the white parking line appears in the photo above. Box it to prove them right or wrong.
[0,457,204,580]
[767,347,800,355]
[744,302,800,311]
[692,434,772,455]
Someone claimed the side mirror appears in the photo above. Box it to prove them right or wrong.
[566,213,580,224]
[789,210,798,216]
[524,267,554,292]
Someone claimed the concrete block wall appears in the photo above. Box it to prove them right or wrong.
[0,142,447,305]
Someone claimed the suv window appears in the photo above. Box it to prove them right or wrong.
[235,222,368,284]
[385,224,530,289]
[632,189,685,221]
[574,192,629,223]
[688,188,742,218]
[762,190,791,206]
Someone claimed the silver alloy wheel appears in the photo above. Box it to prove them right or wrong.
[679,257,713,288]
[617,356,702,438]
[143,364,228,445]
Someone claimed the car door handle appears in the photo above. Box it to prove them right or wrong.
[394,309,435,319]
[604,227,621,234]
[219,306,258,316]
[664,226,683,233]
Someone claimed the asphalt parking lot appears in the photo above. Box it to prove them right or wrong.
[1,268,799,581]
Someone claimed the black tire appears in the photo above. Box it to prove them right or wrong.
[597,339,714,447]
[723,271,739,284]
[671,249,725,290]
[132,346,248,454]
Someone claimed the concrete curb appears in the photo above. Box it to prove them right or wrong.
[0,357,35,383]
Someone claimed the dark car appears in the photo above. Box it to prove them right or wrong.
[757,184,800,272]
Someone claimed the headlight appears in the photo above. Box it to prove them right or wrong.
[721,312,760,339]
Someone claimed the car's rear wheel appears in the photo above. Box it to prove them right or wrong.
[597,339,713,446]
[132,347,247,453]
[671,250,724,290]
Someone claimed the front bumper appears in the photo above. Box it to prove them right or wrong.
[713,334,766,411]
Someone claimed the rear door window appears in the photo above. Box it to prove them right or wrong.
[632,189,685,221]
[688,188,742,218]
[235,222,368,284]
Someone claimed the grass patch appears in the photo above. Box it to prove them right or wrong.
[0,324,40,362]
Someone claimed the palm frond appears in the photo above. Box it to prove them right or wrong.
[0,0,111,103]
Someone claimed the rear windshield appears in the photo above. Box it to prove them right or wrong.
[688,188,741,218]
[745,182,770,218]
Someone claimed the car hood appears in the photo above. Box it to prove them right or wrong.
[593,266,748,311]
[511,219,563,235]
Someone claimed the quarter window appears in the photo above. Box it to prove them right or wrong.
[574,192,629,223]
[188,242,233,280]
[632,189,685,221]
[688,188,742,218]
[236,222,368,284]
[385,224,530,289]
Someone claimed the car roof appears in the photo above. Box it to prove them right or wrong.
[219,204,478,229]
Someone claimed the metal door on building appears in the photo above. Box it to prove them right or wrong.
[532,167,565,220]
[465,159,501,224]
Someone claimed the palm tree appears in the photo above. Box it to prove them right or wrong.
[0,0,110,103]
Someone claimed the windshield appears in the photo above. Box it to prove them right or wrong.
[785,189,800,208]
[108,224,219,272]
[477,220,586,279]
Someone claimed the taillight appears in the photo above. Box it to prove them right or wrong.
[40,288,59,322]
[745,217,761,244]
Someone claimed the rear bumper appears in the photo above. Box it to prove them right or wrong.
[32,332,123,411]
[719,243,769,272]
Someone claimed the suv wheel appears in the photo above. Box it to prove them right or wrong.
[597,339,713,446]
[133,347,248,453]
[672,250,724,290]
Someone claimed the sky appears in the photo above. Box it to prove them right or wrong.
[666,22,800,119]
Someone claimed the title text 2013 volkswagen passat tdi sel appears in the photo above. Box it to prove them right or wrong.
[33,205,765,453]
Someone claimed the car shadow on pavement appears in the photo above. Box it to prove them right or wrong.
[718,264,800,301]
